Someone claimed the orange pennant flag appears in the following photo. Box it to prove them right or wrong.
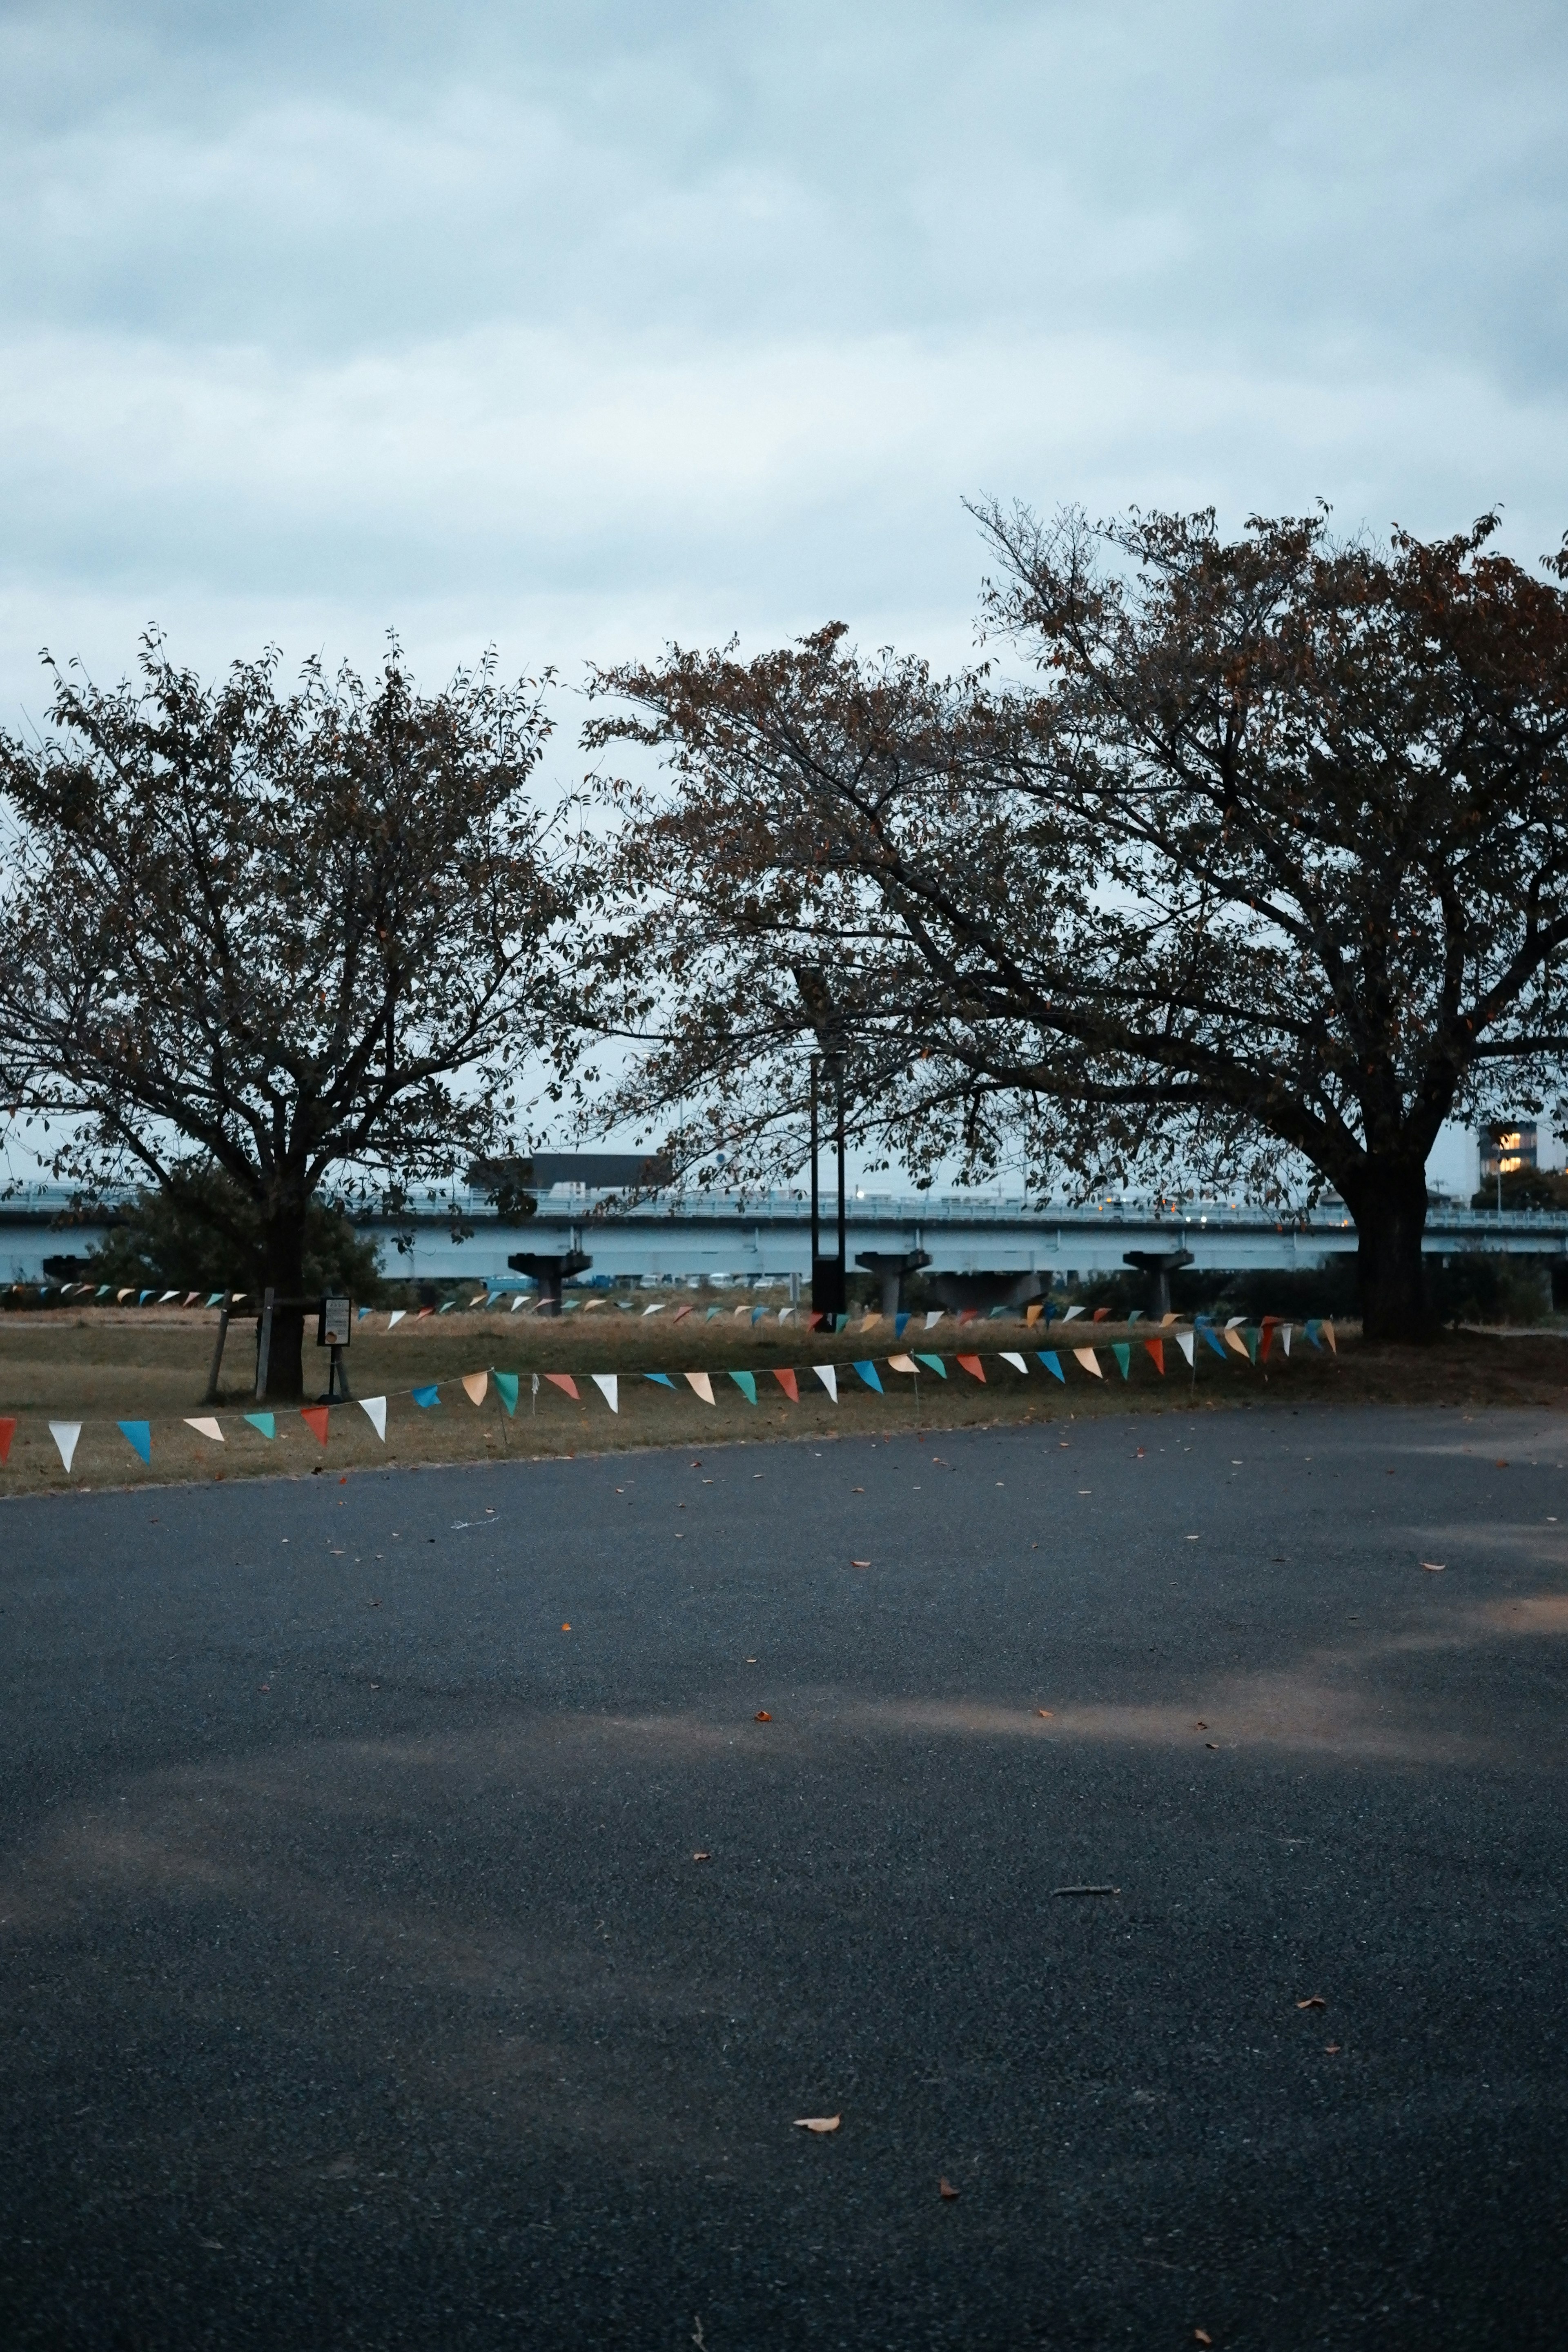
[461,1371,488,1405]
[544,1372,580,1400]
[773,1368,799,1401]
[1025,1301,1043,1325]
[299,1405,330,1446]
[956,1354,985,1381]
[1143,1336,1165,1374]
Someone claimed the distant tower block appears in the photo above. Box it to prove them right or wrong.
[507,1247,592,1313]
[1122,1245,1194,1319]
[854,1247,932,1317]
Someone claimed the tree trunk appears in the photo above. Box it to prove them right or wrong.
[261,1195,309,1402]
[1349,1160,1432,1343]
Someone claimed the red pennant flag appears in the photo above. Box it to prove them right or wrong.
[956,1354,985,1381]
[1091,1307,1110,1322]
[1260,1322,1274,1362]
[806,1311,824,1330]
[545,1372,580,1400]
[773,1368,799,1401]
[1143,1337,1165,1375]
[0,1416,14,1464]
[299,1405,330,1447]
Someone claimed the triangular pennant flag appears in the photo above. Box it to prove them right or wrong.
[646,1372,677,1388]
[1176,1331,1195,1367]
[1025,1302,1043,1325]
[387,1310,406,1329]
[1161,1311,1179,1325]
[468,1293,488,1308]
[117,1419,151,1462]
[49,1421,81,1472]
[184,1416,225,1443]
[858,1313,883,1333]
[806,1312,824,1330]
[894,1312,910,1336]
[1280,1323,1293,1356]
[1111,1341,1131,1379]
[853,1360,882,1392]
[642,1302,665,1316]
[773,1367,799,1400]
[244,1411,276,1439]
[117,1287,135,1302]
[1143,1337,1165,1375]
[1038,1350,1065,1382]
[0,1416,14,1464]
[705,1307,722,1321]
[138,1290,153,1304]
[813,1363,838,1402]
[1202,1325,1229,1359]
[751,1306,768,1325]
[834,1314,850,1333]
[958,1309,980,1325]
[887,1354,918,1374]
[685,1370,715,1404]
[1000,1351,1028,1374]
[1303,1319,1323,1349]
[461,1371,488,1405]
[1225,1315,1245,1329]
[592,1372,619,1413]
[437,1302,454,1314]
[1321,1319,1336,1354]
[358,1396,388,1440]
[412,1384,441,1408]
[956,1354,985,1381]
[1260,1320,1275,1363]
[672,1304,693,1323]
[157,1290,178,1304]
[205,1291,225,1307]
[1062,1305,1084,1321]
[915,1352,947,1377]
[493,1372,519,1414]
[545,1372,580,1400]
[510,1293,529,1312]
[924,1310,944,1328]
[1243,1325,1260,1363]
[183,1291,200,1307]
[1127,1309,1143,1323]
[300,1406,330,1447]
[728,1370,757,1403]
[1223,1326,1250,1359]
[1072,1348,1103,1379]
[1091,1308,1110,1323]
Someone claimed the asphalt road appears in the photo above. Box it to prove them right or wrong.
[2,1401,1566,2350]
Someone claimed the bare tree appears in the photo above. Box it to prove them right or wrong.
[587,510,1568,1341]
[0,633,585,1395]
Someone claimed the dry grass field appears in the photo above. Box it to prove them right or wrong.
[1,1298,1565,1494]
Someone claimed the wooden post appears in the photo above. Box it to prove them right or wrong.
[255,1287,274,1401]
[204,1294,231,1403]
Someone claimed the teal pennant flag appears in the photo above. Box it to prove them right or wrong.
[915,1352,947,1377]
[729,1370,757,1403]
[1111,1342,1131,1379]
[493,1372,519,1415]
[243,1412,275,1439]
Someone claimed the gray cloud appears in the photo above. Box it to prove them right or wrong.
[1,0,1565,716]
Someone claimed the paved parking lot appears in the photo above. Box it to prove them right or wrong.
[2,1401,1566,2348]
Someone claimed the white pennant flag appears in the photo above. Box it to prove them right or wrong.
[813,1363,838,1402]
[49,1421,81,1472]
[1062,1305,1085,1321]
[387,1310,405,1330]
[641,1303,664,1316]
[510,1292,529,1312]
[1176,1330,1195,1366]
[1280,1323,1293,1356]
[1000,1351,1028,1374]
[924,1310,944,1328]
[359,1395,387,1441]
[184,1417,224,1443]
[592,1372,619,1413]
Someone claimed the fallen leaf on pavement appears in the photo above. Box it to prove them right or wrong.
[1296,1995,1326,2009]
[1194,2333,1213,2348]
[1325,2043,1341,2053]
[1196,1720,1208,1729]
[693,1851,710,1862]
[793,2115,840,2133]
[1495,1459,1508,1468]
[1421,1561,1446,1572]
[851,1558,871,1568]
[1205,1741,1219,1749]
[938,2178,960,2200]
[1037,1708,1053,1717]
[755,1710,772,1722]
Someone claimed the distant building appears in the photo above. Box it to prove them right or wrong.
[1478,1123,1566,1186]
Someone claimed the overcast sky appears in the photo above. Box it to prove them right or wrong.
[2,0,1565,736]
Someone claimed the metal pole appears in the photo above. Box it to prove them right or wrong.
[835,1063,847,1293]
[810,1056,820,1276]
[255,1286,274,1401]
[204,1294,231,1403]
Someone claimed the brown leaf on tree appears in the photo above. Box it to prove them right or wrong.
[938,2178,960,2200]
[1296,1994,1326,2009]
[793,2115,840,2133]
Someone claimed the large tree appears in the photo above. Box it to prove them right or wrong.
[0,635,583,1395]
[587,509,1568,1341]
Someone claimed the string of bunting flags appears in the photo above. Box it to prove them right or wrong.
[0,1315,1334,1474]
